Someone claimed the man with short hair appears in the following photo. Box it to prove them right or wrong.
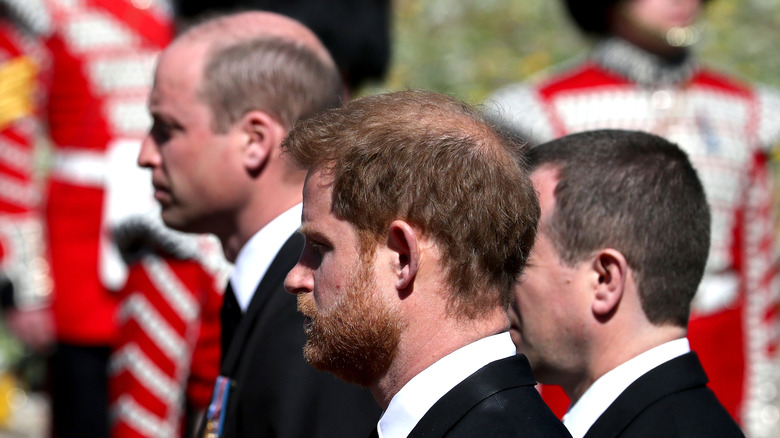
[510,129,744,437]
[137,11,379,438]
[283,89,571,438]
[488,1,780,429]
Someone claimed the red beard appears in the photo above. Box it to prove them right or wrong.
[297,257,403,387]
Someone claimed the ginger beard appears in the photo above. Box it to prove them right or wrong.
[297,252,403,387]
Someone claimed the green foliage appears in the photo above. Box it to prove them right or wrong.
[367,0,780,103]
[362,0,780,237]
[702,0,780,90]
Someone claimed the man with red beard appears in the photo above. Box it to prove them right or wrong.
[283,90,571,438]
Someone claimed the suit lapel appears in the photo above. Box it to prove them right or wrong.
[407,354,537,438]
[584,352,709,438]
[221,232,304,374]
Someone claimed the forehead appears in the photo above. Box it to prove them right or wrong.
[530,166,559,229]
[302,167,332,203]
[150,41,209,105]
[301,169,337,227]
[300,169,364,245]
[529,167,572,267]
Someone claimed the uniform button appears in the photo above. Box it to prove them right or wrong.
[651,90,675,110]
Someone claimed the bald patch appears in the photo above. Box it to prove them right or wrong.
[176,11,335,68]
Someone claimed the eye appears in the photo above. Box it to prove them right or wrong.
[307,240,320,253]
[307,239,328,256]
[297,236,327,270]
[149,117,175,145]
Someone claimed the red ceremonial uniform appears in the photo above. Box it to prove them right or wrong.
[0,0,227,435]
[488,37,780,437]
[0,15,50,310]
[42,0,172,344]
[109,224,228,438]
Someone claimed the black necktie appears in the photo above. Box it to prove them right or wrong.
[221,282,242,360]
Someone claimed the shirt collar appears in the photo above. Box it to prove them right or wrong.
[591,37,697,87]
[377,332,516,438]
[563,337,691,438]
[229,204,302,311]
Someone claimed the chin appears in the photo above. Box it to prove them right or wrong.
[160,215,186,232]
[160,210,197,233]
[517,348,540,369]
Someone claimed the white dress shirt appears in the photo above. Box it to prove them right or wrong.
[229,204,302,312]
[377,332,517,438]
[563,338,691,438]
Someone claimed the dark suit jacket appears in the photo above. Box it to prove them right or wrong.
[220,233,381,438]
[584,352,744,438]
[405,354,571,438]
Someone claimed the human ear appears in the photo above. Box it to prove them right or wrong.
[591,249,627,318]
[386,220,420,292]
[239,110,281,173]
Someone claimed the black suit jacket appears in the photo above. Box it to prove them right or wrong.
[220,233,381,438]
[405,354,571,438]
[584,352,744,438]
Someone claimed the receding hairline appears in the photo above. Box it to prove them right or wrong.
[284,90,523,178]
[529,164,560,234]
[173,11,336,68]
[373,93,520,164]
[411,97,522,164]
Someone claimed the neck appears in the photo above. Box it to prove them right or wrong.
[370,306,509,409]
[220,166,304,263]
[611,26,688,61]
[591,37,696,87]
[565,324,686,403]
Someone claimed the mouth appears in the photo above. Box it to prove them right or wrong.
[153,191,171,206]
[152,182,172,204]
[297,294,317,335]
[302,316,314,335]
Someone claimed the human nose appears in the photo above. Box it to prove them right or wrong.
[137,134,161,169]
[284,262,314,296]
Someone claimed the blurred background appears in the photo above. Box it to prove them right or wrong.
[372,0,780,102]
[371,0,780,252]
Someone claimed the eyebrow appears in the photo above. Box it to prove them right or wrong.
[300,223,337,248]
[298,223,323,240]
[150,110,184,128]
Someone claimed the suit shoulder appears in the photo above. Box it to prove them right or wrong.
[620,387,744,438]
[487,60,614,104]
[485,60,624,144]
[693,67,753,96]
[445,386,571,438]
